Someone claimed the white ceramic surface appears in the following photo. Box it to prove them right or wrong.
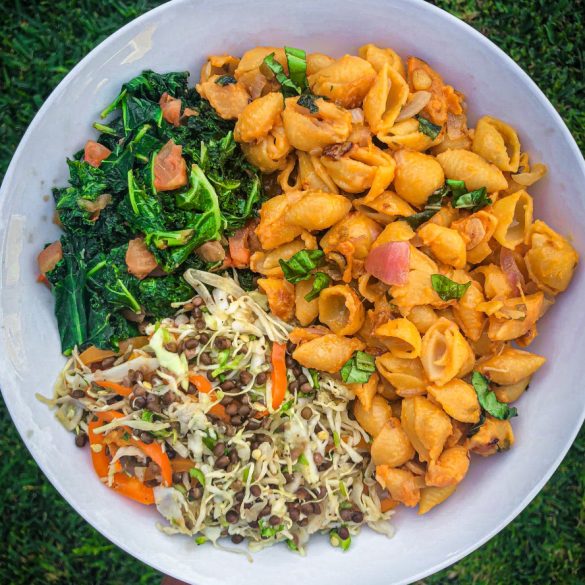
[1,0,584,583]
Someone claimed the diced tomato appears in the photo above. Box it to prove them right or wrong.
[125,238,159,280]
[37,240,63,279]
[228,225,252,269]
[84,140,111,168]
[159,92,182,127]
[365,241,410,285]
[153,140,188,192]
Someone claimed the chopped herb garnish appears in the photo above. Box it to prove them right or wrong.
[297,452,309,466]
[202,433,217,450]
[259,517,284,539]
[189,467,206,486]
[467,411,487,437]
[304,272,331,301]
[279,249,325,284]
[297,92,319,114]
[242,466,252,483]
[280,399,294,413]
[431,274,472,301]
[340,351,376,384]
[402,185,449,229]
[286,539,299,552]
[284,46,308,91]
[195,536,208,545]
[417,115,442,139]
[446,179,467,199]
[471,371,518,420]
[452,186,492,211]
[333,431,341,448]
[215,75,237,86]
[263,53,300,97]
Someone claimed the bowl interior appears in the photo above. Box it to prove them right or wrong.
[1,1,584,584]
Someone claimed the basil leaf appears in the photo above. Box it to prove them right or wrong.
[431,274,471,301]
[263,53,300,97]
[284,46,308,91]
[297,92,319,114]
[417,115,442,139]
[446,179,467,199]
[279,250,325,284]
[341,351,376,384]
[471,371,518,420]
[401,184,449,229]
[467,411,486,437]
[215,75,237,86]
[304,272,331,301]
[452,186,492,211]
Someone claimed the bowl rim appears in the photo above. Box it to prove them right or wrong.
[1,0,584,583]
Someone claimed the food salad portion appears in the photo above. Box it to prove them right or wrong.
[39,43,578,553]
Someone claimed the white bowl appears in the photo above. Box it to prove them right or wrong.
[1,0,584,583]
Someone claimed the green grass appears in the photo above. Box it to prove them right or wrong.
[0,1,583,584]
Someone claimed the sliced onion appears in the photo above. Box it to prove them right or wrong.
[500,247,525,293]
[79,193,112,213]
[349,108,364,124]
[395,91,431,123]
[365,241,410,285]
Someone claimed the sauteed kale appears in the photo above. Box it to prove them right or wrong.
[44,71,262,354]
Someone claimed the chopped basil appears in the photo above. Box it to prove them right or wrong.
[215,75,237,86]
[431,274,472,301]
[471,371,518,420]
[304,272,331,301]
[452,186,492,211]
[263,52,301,97]
[189,467,206,486]
[402,185,449,229]
[279,249,325,284]
[417,115,442,139]
[340,351,376,384]
[467,411,486,437]
[297,92,319,114]
[446,179,467,199]
[284,46,308,91]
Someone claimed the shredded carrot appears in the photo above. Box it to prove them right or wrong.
[87,410,171,505]
[93,380,133,397]
[270,342,288,409]
[36,274,50,286]
[171,457,196,473]
[188,372,230,423]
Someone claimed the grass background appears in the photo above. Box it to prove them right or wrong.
[0,0,583,583]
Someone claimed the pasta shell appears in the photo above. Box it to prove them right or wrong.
[292,333,365,373]
[257,277,295,322]
[358,43,406,78]
[436,148,508,193]
[375,353,427,397]
[491,190,533,249]
[371,417,415,467]
[354,395,393,437]
[420,318,474,386]
[525,220,579,295]
[477,347,546,385]
[418,484,457,514]
[318,284,365,335]
[376,465,421,507]
[294,278,320,326]
[348,373,379,412]
[466,416,514,457]
[308,55,376,108]
[401,396,452,463]
[394,150,445,207]
[425,445,470,487]
[427,379,481,423]
[374,318,422,359]
[472,116,521,172]
[418,223,467,268]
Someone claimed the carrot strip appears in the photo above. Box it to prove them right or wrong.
[94,380,133,397]
[188,372,230,423]
[111,475,155,505]
[380,497,399,513]
[270,342,288,409]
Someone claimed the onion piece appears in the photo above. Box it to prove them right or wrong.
[365,241,410,285]
[500,247,525,293]
[395,91,432,123]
